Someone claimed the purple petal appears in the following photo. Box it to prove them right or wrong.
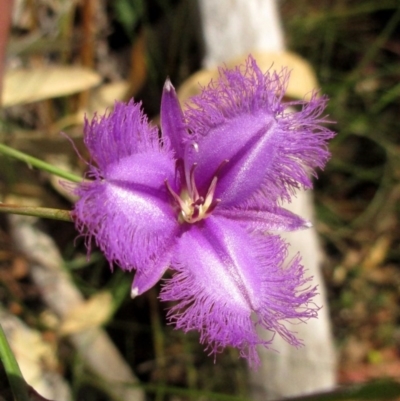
[160,79,189,158]
[105,150,174,189]
[74,158,178,271]
[84,100,169,172]
[216,204,312,232]
[190,112,278,207]
[74,100,180,272]
[161,215,318,366]
[185,56,335,206]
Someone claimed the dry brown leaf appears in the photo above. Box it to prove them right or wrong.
[2,66,102,107]
[178,51,319,104]
[59,291,113,335]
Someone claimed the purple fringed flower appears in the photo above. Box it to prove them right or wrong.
[73,56,335,366]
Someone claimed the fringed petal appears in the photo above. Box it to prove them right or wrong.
[72,56,334,366]
[185,56,335,206]
[161,215,318,366]
[190,112,278,207]
[74,100,180,272]
[83,100,173,173]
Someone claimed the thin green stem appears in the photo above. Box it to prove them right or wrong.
[0,324,30,401]
[0,143,82,183]
[0,204,72,222]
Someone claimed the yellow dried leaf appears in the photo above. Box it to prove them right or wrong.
[2,66,102,107]
[59,291,113,335]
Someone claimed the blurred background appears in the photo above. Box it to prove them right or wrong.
[0,0,400,400]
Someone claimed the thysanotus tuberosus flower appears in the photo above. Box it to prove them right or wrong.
[73,56,335,366]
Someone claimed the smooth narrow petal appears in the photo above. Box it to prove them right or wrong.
[131,243,175,297]
[160,79,189,158]
[74,150,179,271]
[161,215,318,366]
[216,204,311,232]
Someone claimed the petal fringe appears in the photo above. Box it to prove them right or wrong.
[161,216,318,366]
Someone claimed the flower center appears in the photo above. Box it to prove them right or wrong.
[165,156,228,224]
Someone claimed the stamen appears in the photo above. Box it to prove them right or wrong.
[193,197,205,206]
[206,199,221,215]
[191,205,201,220]
[188,163,199,199]
[203,176,218,210]
[175,158,185,185]
[165,157,228,224]
[165,180,191,216]
[183,142,199,193]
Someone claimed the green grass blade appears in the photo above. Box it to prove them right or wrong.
[0,204,72,221]
[0,143,82,183]
[0,324,30,401]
